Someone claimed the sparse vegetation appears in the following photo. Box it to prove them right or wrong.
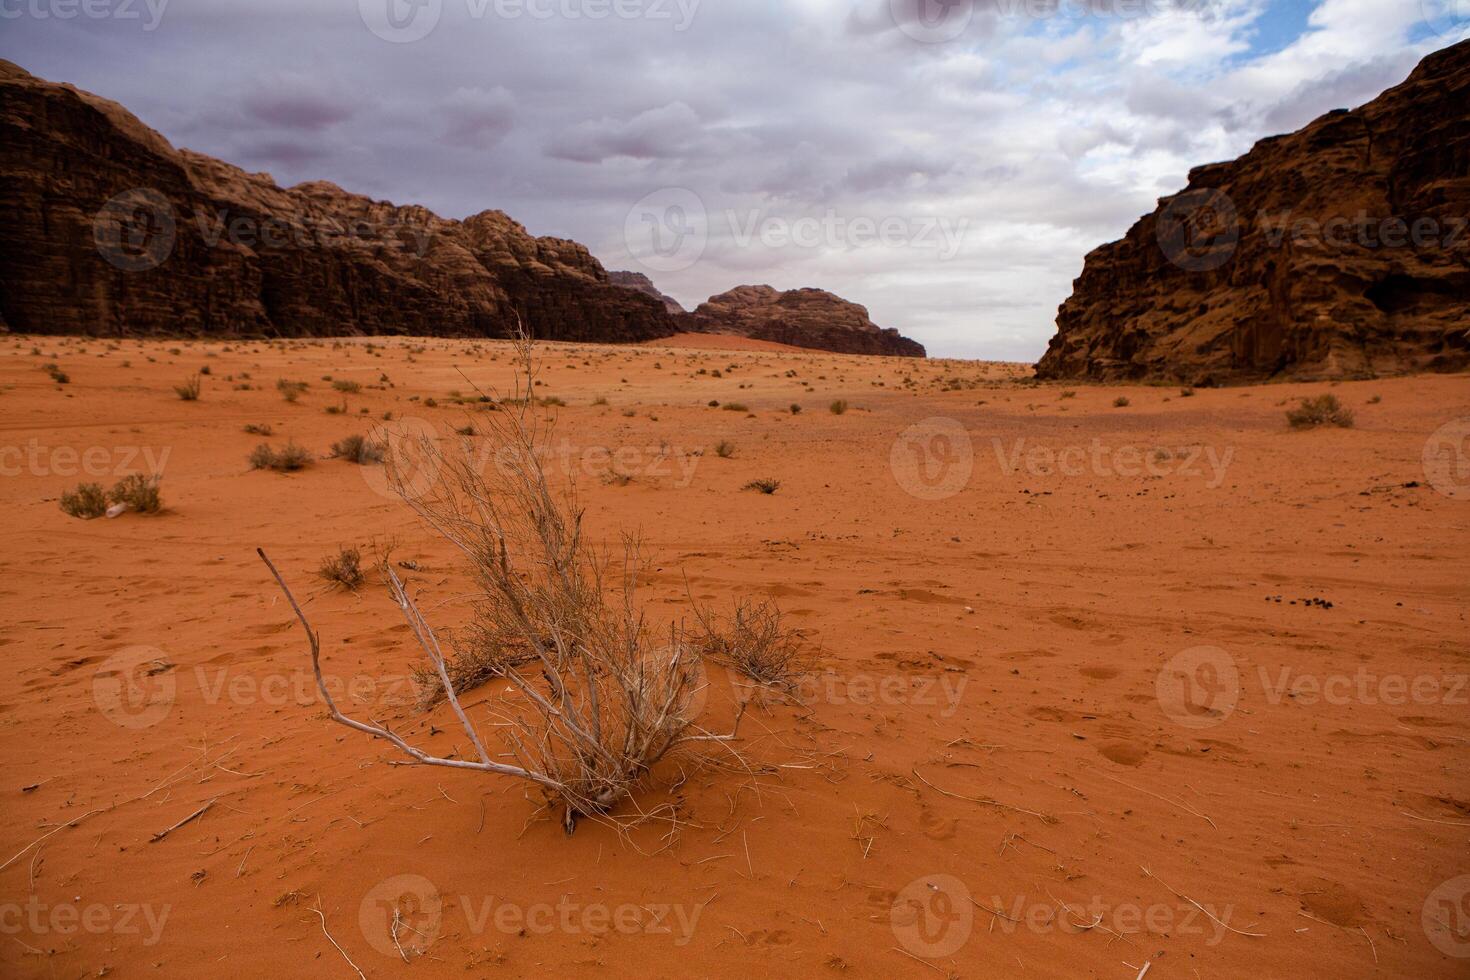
[243,423,273,436]
[790,404,802,414]
[743,478,781,495]
[714,440,736,459]
[722,402,749,413]
[43,363,69,385]
[1180,387,1196,398]
[1113,396,1131,408]
[59,482,108,519]
[249,442,314,472]
[331,434,385,465]
[331,379,361,394]
[276,379,308,403]
[174,374,202,401]
[108,474,162,514]
[694,597,808,691]
[258,331,740,834]
[318,547,364,590]
[1286,394,1355,429]
[829,399,848,415]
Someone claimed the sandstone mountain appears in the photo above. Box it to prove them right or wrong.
[678,285,925,358]
[1037,40,1470,383]
[0,61,678,342]
[608,271,685,314]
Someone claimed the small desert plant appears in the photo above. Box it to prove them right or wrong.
[1286,394,1355,430]
[693,597,808,691]
[318,547,364,590]
[829,399,848,415]
[331,379,361,394]
[714,440,736,459]
[790,404,802,414]
[722,402,749,413]
[59,482,108,519]
[1179,387,1196,398]
[249,442,313,472]
[592,395,609,406]
[324,400,348,415]
[743,478,781,495]
[243,423,273,436]
[43,363,70,385]
[1113,396,1131,408]
[276,379,308,403]
[259,329,741,835]
[174,374,202,401]
[108,474,162,514]
[332,434,385,464]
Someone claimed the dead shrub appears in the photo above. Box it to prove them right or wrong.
[331,434,385,465]
[60,482,108,519]
[318,547,364,590]
[1286,394,1355,429]
[260,331,741,834]
[108,474,162,514]
[250,442,313,472]
[693,596,809,691]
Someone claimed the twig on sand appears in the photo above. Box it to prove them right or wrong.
[0,808,107,874]
[1095,770,1216,830]
[312,897,368,980]
[911,768,1056,823]
[890,946,948,974]
[151,799,218,843]
[1141,866,1265,938]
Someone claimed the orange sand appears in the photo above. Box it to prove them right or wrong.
[1,334,1467,978]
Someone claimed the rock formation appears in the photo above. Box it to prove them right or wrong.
[608,271,685,314]
[1037,40,1470,383]
[0,61,679,342]
[679,285,925,357]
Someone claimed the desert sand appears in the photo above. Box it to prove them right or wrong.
[1,334,1467,978]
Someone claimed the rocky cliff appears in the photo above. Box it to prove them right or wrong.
[1037,40,1470,383]
[0,61,679,342]
[608,271,685,314]
[679,285,925,357]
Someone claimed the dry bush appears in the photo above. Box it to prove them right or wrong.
[318,547,364,590]
[60,482,107,519]
[743,478,781,495]
[1286,394,1355,430]
[174,373,202,401]
[108,474,162,514]
[692,596,809,691]
[249,442,313,472]
[331,434,385,465]
[261,332,740,834]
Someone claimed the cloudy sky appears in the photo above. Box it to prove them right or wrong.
[3,0,1465,358]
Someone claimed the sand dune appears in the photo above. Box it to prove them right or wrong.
[2,334,1467,978]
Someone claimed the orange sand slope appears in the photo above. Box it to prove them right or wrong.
[1,334,1467,979]
[642,331,809,353]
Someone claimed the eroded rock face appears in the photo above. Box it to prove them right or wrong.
[0,61,678,342]
[681,285,925,357]
[608,271,685,314]
[1037,40,1470,383]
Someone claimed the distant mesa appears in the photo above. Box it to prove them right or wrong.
[633,282,926,358]
[1037,39,1470,383]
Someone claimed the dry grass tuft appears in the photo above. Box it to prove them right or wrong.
[60,482,108,519]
